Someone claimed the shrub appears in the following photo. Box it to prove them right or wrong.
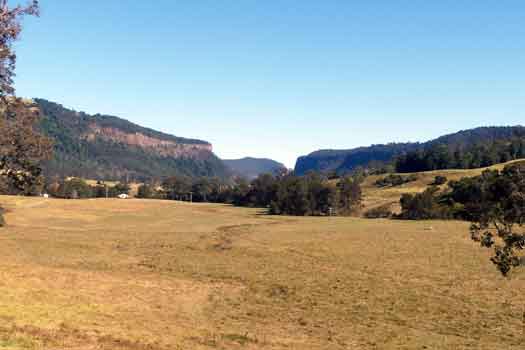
[397,186,451,220]
[406,174,419,182]
[375,174,418,188]
[432,175,448,185]
[0,206,5,227]
[442,170,499,221]
[364,204,393,219]
[137,184,157,199]
[92,183,109,198]
[109,182,131,197]
[57,178,93,199]
[336,175,362,216]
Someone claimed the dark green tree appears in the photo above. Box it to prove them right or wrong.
[398,186,450,220]
[231,177,251,206]
[337,176,362,215]
[470,164,525,276]
[432,175,448,186]
[1,1,51,225]
[162,176,192,201]
[92,182,108,198]
[110,182,131,197]
[192,177,213,202]
[137,184,156,199]
[56,178,93,199]
[305,172,335,215]
[271,176,309,216]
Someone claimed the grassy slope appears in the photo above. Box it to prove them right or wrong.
[361,159,525,213]
[0,196,524,349]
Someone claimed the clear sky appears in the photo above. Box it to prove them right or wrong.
[13,0,525,168]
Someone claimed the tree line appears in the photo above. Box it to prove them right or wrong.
[395,139,525,173]
[138,172,363,216]
[32,172,363,217]
[42,178,131,199]
[229,172,362,216]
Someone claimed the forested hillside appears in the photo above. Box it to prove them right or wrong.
[224,157,286,179]
[396,127,525,172]
[36,99,229,181]
[295,126,525,175]
[294,143,419,175]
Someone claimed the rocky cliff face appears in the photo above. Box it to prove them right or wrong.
[84,124,213,159]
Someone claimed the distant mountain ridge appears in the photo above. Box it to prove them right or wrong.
[223,157,286,179]
[427,126,525,148]
[295,126,525,175]
[35,98,229,181]
[295,143,419,175]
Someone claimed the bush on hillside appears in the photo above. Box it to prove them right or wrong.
[375,174,418,188]
[0,207,5,227]
[397,186,451,220]
[431,175,448,186]
[441,170,500,221]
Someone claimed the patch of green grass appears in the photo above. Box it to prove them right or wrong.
[221,333,259,345]
[0,336,36,349]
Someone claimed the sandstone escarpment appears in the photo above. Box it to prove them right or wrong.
[85,124,213,159]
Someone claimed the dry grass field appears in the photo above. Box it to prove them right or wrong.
[0,193,524,349]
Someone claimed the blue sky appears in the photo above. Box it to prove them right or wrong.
[13,0,525,167]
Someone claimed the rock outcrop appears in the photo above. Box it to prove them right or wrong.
[85,124,213,159]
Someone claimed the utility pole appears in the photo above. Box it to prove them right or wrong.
[189,192,193,203]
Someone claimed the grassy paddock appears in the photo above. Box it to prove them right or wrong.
[0,195,523,349]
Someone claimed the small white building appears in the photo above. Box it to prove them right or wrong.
[117,194,130,199]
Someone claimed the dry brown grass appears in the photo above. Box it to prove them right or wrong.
[0,195,524,349]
